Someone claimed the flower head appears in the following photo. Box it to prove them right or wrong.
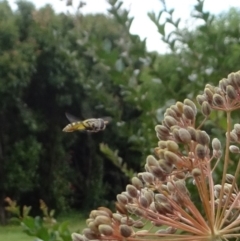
[72,71,240,241]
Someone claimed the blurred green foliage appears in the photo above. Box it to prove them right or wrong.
[0,0,240,227]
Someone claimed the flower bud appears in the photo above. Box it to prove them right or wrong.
[164,151,180,164]
[95,215,112,226]
[170,105,182,117]
[179,128,191,143]
[195,144,207,159]
[196,130,210,145]
[133,220,144,228]
[192,168,201,177]
[187,127,197,141]
[172,128,182,142]
[176,101,184,113]
[226,85,237,100]
[229,131,238,142]
[143,189,154,204]
[71,233,85,241]
[184,99,197,116]
[212,138,221,151]
[226,174,235,184]
[139,196,149,208]
[146,155,159,167]
[126,185,138,198]
[166,140,179,152]
[159,159,173,174]
[155,193,168,203]
[234,124,240,135]
[164,116,178,128]
[183,105,195,120]
[196,94,207,105]
[213,93,225,107]
[119,224,132,237]
[229,145,240,153]
[204,88,214,101]
[98,224,113,236]
[83,228,99,240]
[150,166,166,181]
[155,125,170,136]
[201,101,211,116]
[219,78,229,92]
[141,172,154,184]
[117,194,128,205]
[131,177,143,190]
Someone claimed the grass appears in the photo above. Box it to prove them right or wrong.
[0,212,87,241]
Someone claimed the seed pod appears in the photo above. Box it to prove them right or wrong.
[226,174,235,184]
[213,149,222,159]
[196,130,210,145]
[172,128,182,142]
[175,180,189,195]
[155,193,168,203]
[139,196,149,208]
[71,233,85,241]
[175,171,186,179]
[121,217,134,225]
[164,151,180,164]
[201,101,212,116]
[117,194,128,205]
[164,116,178,128]
[184,99,197,116]
[192,168,201,177]
[131,177,143,190]
[229,131,238,142]
[83,228,99,240]
[179,128,191,143]
[219,78,229,92]
[95,215,112,226]
[187,127,197,141]
[213,93,225,107]
[126,185,138,198]
[212,138,221,151]
[158,141,167,149]
[234,124,240,135]
[170,105,182,117]
[146,155,159,167]
[196,94,207,105]
[176,101,184,113]
[155,125,170,136]
[115,202,128,215]
[229,145,240,153]
[119,224,132,238]
[166,140,179,152]
[141,172,154,184]
[88,221,99,233]
[98,207,112,217]
[150,166,166,181]
[226,85,237,100]
[167,181,175,193]
[159,159,173,174]
[133,220,144,228]
[143,189,154,204]
[195,144,207,159]
[183,105,195,120]
[204,88,214,101]
[112,213,122,223]
[165,108,178,119]
[98,224,113,236]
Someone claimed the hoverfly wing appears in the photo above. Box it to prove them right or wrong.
[65,112,81,123]
[101,116,112,124]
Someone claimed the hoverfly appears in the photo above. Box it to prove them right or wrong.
[62,112,111,133]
